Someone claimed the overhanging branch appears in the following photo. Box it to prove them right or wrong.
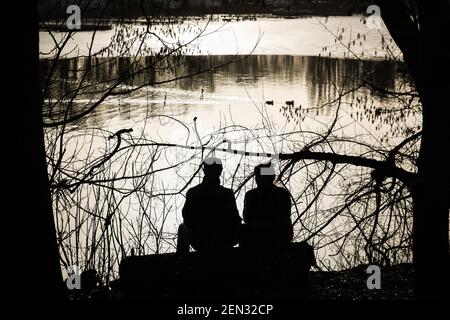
[279,150,416,185]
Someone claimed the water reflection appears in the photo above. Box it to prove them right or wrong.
[41,54,407,129]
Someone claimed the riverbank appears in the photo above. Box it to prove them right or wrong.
[307,263,414,300]
[71,263,414,300]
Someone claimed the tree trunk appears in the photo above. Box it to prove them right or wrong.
[3,1,65,298]
[378,0,449,299]
[412,79,449,298]
[412,0,450,299]
[412,176,449,299]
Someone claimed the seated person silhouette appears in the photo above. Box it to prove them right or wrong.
[241,163,293,253]
[177,157,241,254]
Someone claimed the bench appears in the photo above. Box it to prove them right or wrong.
[119,241,315,299]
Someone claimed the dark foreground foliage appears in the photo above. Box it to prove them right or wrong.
[67,263,414,301]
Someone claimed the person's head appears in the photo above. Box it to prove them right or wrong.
[202,157,223,182]
[254,162,275,188]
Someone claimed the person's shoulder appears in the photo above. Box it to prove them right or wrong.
[219,185,234,195]
[244,188,258,198]
[274,186,291,197]
[187,184,203,196]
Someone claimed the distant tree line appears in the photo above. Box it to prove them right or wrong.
[39,0,373,20]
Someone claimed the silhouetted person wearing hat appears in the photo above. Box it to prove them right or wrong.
[241,163,293,252]
[177,157,241,254]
